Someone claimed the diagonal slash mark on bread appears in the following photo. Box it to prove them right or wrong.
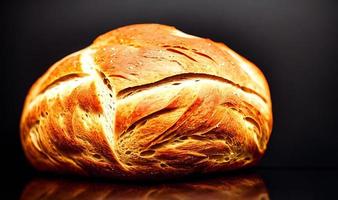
[117,73,268,103]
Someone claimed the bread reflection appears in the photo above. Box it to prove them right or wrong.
[21,174,269,200]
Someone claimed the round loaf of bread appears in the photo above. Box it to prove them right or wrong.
[20,24,273,179]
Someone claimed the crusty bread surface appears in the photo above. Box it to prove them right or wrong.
[20,24,273,179]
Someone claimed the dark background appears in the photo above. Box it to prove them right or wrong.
[2,0,338,199]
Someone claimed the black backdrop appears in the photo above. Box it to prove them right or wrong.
[2,0,338,197]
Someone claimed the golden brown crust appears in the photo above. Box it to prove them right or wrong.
[20,24,273,179]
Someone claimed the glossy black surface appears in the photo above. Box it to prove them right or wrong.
[6,168,337,200]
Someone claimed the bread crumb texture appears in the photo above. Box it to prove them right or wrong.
[20,24,273,179]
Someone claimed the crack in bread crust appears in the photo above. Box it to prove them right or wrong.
[37,73,90,95]
[117,73,268,103]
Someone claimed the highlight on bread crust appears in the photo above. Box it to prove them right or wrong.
[20,24,273,179]
[21,174,269,200]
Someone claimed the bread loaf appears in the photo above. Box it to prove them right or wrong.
[20,24,273,179]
